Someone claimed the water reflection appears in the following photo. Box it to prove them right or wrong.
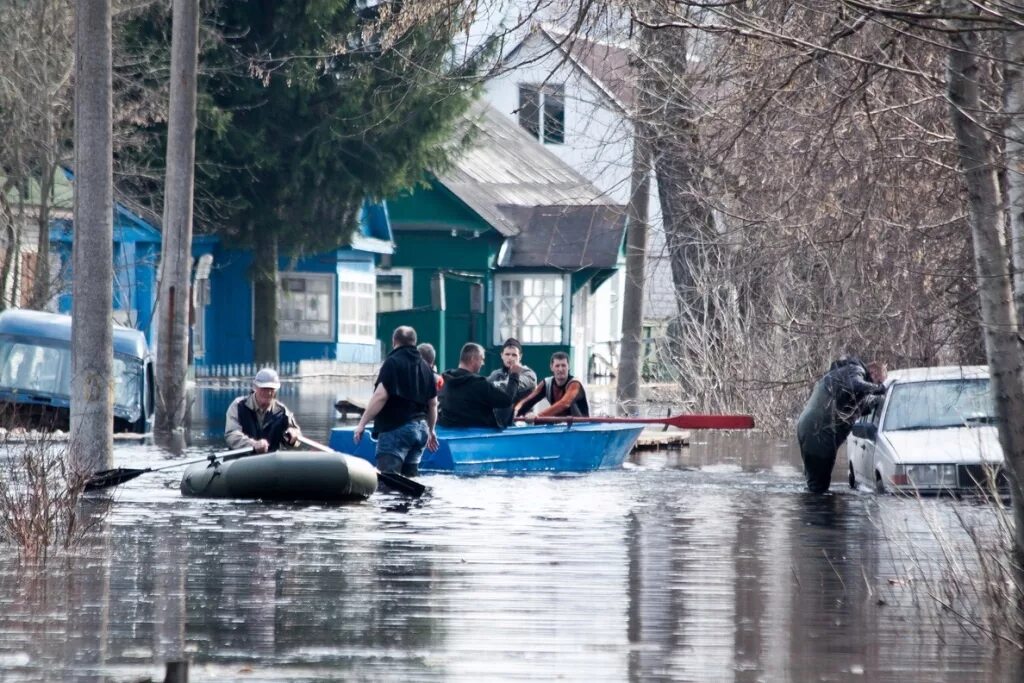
[0,384,1018,681]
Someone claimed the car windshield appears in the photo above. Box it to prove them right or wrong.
[884,378,993,431]
[0,339,140,412]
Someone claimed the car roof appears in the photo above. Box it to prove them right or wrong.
[887,365,989,384]
[0,309,150,360]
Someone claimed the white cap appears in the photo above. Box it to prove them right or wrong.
[253,367,281,389]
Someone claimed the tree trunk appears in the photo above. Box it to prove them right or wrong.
[29,154,53,309]
[948,20,1024,585]
[154,0,200,437]
[71,0,114,471]
[0,189,14,310]
[251,227,279,365]
[1007,26,1024,331]
[616,132,650,414]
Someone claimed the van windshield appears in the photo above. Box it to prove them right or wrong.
[0,339,141,411]
[884,378,993,431]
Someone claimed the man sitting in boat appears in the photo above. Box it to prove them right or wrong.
[486,337,537,427]
[439,342,521,429]
[225,367,301,453]
[417,342,444,392]
[514,352,590,419]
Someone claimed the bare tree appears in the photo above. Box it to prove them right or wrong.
[154,0,199,437]
[71,0,114,471]
[0,0,74,311]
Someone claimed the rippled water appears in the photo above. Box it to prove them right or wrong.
[0,384,1020,682]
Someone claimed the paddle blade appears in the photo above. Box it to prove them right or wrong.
[668,414,755,430]
[377,471,427,498]
[84,467,151,491]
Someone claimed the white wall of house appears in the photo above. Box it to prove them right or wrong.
[484,29,677,378]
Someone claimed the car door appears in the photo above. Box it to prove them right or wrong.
[850,394,885,487]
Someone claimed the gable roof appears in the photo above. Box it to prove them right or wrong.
[436,102,619,238]
[496,204,626,269]
[502,23,637,114]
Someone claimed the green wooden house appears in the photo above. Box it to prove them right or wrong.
[381,103,627,376]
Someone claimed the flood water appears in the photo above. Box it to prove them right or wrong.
[0,382,1021,682]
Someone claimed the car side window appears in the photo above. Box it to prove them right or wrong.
[870,396,884,426]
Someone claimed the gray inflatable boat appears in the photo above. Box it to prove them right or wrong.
[180,450,378,502]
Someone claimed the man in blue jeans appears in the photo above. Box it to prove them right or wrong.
[353,326,439,477]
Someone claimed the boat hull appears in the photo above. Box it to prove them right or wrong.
[329,423,644,474]
[180,450,378,502]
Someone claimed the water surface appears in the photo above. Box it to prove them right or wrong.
[0,384,1018,682]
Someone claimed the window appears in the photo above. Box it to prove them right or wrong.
[192,254,213,359]
[494,274,569,344]
[376,268,413,313]
[278,272,335,342]
[518,84,565,144]
[339,269,376,343]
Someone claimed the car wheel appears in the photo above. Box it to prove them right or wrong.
[875,471,886,494]
[849,463,857,490]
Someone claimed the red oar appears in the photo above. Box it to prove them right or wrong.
[530,414,755,429]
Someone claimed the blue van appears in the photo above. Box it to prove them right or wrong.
[0,309,155,433]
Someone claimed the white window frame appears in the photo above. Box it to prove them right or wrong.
[518,83,566,145]
[277,271,336,343]
[375,267,414,313]
[493,273,571,345]
[338,268,377,344]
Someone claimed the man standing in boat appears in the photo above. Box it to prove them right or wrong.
[353,326,439,477]
[514,351,590,419]
[439,342,522,429]
[224,367,302,453]
[487,338,536,427]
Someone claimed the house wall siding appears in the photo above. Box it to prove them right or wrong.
[484,31,677,325]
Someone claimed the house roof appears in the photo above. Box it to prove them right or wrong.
[437,102,620,239]
[497,204,626,269]
[502,23,637,114]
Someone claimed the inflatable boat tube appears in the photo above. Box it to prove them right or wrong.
[180,450,378,502]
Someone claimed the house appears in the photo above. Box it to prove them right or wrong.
[380,102,627,378]
[483,23,677,360]
[9,168,396,369]
[190,201,394,368]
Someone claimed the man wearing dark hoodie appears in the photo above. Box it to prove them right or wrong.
[439,342,521,429]
[797,356,887,493]
[353,326,439,477]
[486,337,537,427]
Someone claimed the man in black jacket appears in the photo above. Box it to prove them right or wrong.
[353,326,439,476]
[797,357,887,493]
[439,343,521,429]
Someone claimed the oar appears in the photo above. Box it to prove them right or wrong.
[295,435,427,498]
[529,413,756,429]
[84,446,254,491]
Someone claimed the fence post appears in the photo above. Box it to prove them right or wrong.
[164,660,188,683]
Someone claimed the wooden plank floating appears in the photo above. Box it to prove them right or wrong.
[633,429,689,451]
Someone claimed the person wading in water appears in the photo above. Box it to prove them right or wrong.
[797,357,887,493]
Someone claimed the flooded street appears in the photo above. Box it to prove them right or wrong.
[0,383,1020,681]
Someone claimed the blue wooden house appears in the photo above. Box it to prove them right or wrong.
[51,200,162,337]
[48,166,395,367]
[190,201,394,367]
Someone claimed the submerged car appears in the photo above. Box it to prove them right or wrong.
[0,309,154,433]
[848,365,1006,495]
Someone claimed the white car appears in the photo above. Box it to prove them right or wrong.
[847,365,1006,494]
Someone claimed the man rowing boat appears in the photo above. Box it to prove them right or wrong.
[224,367,301,453]
[515,351,589,419]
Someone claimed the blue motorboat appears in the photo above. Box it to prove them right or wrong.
[329,422,644,474]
